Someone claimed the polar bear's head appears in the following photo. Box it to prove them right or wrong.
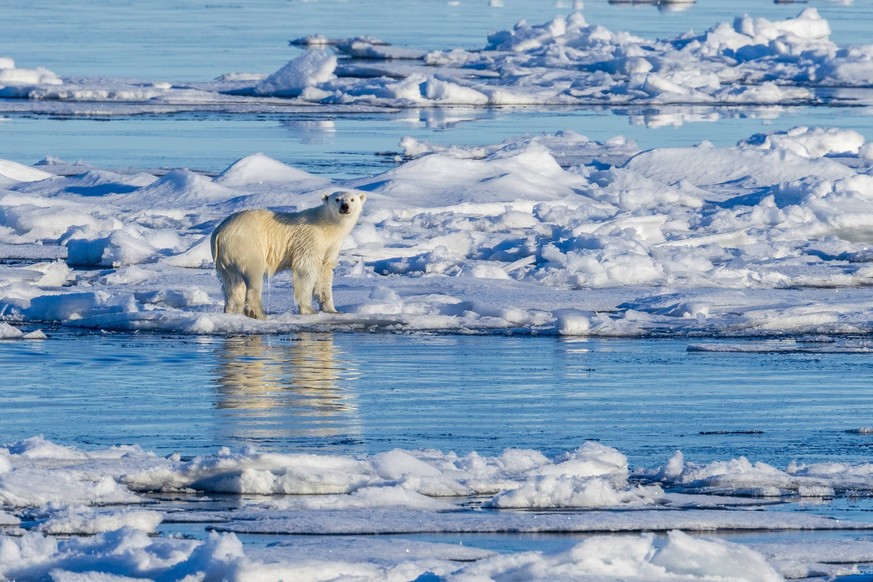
[322,190,366,219]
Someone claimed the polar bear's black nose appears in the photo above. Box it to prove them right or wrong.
[340,202,350,213]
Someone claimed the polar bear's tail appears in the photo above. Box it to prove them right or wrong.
[210,228,221,264]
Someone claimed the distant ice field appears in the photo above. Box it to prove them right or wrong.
[1,1,873,178]
[3,0,869,80]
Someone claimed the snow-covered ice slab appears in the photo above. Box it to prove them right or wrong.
[1,125,872,337]
[210,507,864,536]
[688,339,873,353]
[0,528,804,581]
[3,436,873,580]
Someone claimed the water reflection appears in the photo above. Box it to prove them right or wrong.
[281,119,337,145]
[214,334,361,441]
[607,0,695,13]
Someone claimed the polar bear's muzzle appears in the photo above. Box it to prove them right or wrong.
[339,201,351,214]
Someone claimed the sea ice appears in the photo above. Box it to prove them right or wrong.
[0,125,871,336]
[3,9,873,110]
[3,437,873,579]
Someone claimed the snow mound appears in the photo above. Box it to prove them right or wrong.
[214,152,328,190]
[254,50,337,97]
[0,57,61,91]
[129,169,237,209]
[0,159,54,184]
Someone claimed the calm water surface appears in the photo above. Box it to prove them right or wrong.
[4,105,873,177]
[2,330,872,469]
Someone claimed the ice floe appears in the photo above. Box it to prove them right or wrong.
[4,10,873,110]
[0,125,871,336]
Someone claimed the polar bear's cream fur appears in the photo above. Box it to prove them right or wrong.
[210,190,366,319]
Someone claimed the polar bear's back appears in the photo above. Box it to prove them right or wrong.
[211,207,338,275]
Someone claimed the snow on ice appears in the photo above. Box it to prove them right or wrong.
[1,11,872,337]
[0,124,872,337]
[3,9,873,108]
[3,436,873,580]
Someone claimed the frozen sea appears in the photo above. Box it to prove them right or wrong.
[3,0,873,580]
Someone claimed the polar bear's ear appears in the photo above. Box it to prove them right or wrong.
[359,192,366,203]
[322,192,330,202]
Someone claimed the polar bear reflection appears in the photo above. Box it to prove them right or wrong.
[216,334,360,440]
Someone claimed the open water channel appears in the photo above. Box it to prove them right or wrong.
[3,331,873,469]
[3,330,873,567]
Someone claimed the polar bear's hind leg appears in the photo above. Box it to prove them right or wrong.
[219,269,246,315]
[242,270,267,320]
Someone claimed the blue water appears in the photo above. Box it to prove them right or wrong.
[3,330,872,471]
[4,105,873,177]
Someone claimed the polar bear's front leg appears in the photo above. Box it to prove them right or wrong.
[316,260,338,313]
[292,266,318,315]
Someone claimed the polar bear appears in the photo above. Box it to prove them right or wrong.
[210,190,366,319]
